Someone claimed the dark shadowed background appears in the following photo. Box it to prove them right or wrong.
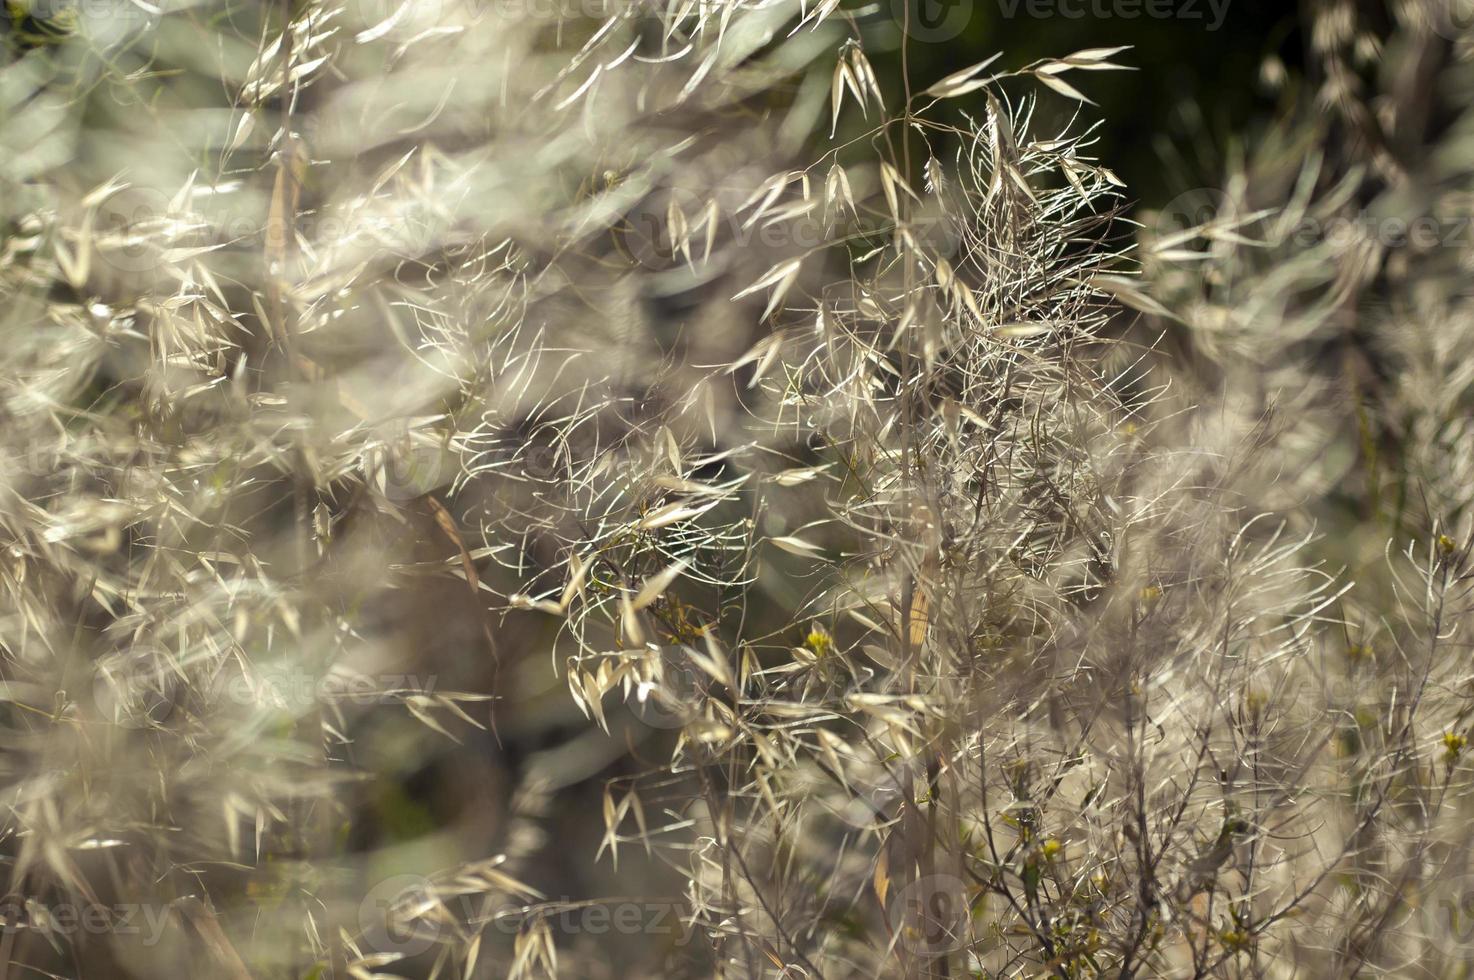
[857,0,1306,204]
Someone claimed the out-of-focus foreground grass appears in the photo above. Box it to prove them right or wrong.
[4,0,1474,977]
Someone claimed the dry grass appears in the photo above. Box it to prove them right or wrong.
[3,0,1474,977]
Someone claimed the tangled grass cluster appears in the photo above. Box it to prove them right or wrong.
[5,0,1474,976]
